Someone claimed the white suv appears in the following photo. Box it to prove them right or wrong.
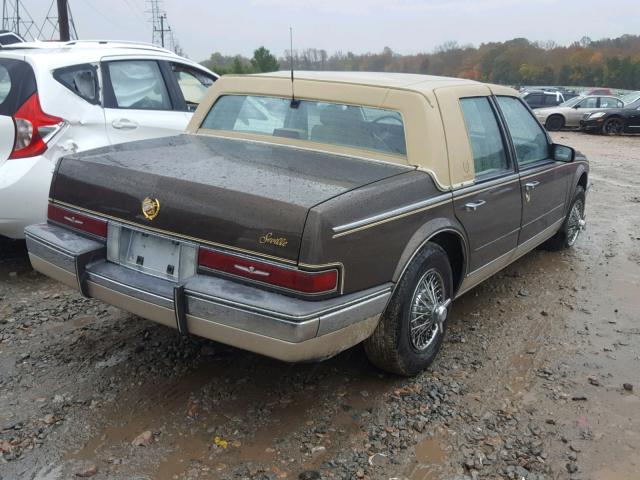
[0,40,217,239]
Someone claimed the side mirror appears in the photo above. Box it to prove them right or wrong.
[552,143,575,162]
[573,105,581,109]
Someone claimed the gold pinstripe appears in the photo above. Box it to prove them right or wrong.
[331,198,452,239]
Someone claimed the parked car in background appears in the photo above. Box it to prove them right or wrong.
[580,99,640,134]
[620,91,640,105]
[0,40,217,239]
[582,87,612,96]
[521,90,565,109]
[534,95,624,130]
[0,30,24,46]
[26,72,588,376]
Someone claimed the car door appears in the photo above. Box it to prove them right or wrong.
[436,86,522,274]
[101,57,190,145]
[495,96,571,245]
[626,106,640,131]
[566,96,598,126]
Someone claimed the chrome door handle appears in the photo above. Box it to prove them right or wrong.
[112,119,138,130]
[525,181,540,191]
[464,200,486,211]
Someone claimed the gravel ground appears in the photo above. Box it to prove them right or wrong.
[0,132,638,480]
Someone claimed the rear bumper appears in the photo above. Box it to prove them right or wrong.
[25,223,391,362]
[0,155,53,239]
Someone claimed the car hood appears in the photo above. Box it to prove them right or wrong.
[51,134,411,262]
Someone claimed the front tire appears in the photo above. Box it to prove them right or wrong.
[602,117,625,135]
[364,243,453,376]
[544,186,586,251]
[545,115,565,131]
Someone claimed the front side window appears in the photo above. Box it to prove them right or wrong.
[171,63,215,111]
[459,97,509,178]
[106,60,171,110]
[201,95,407,156]
[578,97,598,108]
[497,96,549,166]
[53,64,99,104]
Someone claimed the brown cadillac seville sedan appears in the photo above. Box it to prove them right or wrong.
[25,72,588,375]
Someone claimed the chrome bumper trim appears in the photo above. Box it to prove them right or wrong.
[25,223,390,361]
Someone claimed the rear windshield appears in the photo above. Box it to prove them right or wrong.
[0,58,36,116]
[201,95,407,156]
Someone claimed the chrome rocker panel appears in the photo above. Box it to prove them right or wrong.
[25,224,391,362]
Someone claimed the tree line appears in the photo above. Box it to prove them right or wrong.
[201,35,640,89]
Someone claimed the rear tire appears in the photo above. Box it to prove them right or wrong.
[364,243,453,376]
[545,115,565,131]
[544,186,586,251]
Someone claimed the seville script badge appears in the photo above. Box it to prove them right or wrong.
[142,197,160,220]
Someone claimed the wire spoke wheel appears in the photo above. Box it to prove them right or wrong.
[409,269,445,351]
[566,199,585,246]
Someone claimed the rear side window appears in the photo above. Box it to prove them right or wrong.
[524,93,542,105]
[599,97,623,108]
[105,60,171,110]
[543,94,561,106]
[0,58,36,116]
[53,64,100,105]
[201,95,407,156]
[497,96,549,166]
[460,97,509,178]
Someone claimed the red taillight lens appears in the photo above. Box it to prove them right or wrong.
[10,93,64,159]
[198,248,338,294]
[48,204,107,239]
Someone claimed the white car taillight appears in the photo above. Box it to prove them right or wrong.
[9,93,64,160]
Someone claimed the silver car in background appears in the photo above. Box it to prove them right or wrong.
[534,95,623,131]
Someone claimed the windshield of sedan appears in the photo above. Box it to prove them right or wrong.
[200,95,407,156]
[621,92,640,105]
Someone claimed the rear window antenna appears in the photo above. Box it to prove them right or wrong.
[289,27,300,109]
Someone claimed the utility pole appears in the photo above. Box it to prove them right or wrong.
[15,0,19,35]
[56,0,70,41]
[148,0,173,50]
[159,13,165,47]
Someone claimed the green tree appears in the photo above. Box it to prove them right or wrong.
[251,47,279,73]
[231,56,246,74]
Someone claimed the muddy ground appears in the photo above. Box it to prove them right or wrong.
[0,132,638,480]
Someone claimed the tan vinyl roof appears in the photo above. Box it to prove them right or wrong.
[188,72,518,190]
[253,70,479,93]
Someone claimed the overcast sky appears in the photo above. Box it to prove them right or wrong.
[20,0,640,61]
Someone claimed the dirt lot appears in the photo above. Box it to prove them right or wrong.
[1,132,638,480]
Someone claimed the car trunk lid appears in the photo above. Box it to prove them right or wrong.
[51,135,411,262]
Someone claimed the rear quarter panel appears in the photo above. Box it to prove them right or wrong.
[300,171,463,294]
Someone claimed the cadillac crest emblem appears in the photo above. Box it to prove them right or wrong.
[142,197,160,220]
